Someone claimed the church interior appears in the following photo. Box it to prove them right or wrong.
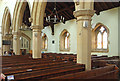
[0,0,120,80]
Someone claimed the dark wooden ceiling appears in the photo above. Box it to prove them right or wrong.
[44,2,75,26]
[94,2,120,15]
[23,1,120,27]
[44,1,120,26]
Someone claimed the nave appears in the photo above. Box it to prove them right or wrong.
[0,0,120,81]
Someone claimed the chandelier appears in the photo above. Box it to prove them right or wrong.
[19,23,31,31]
[45,2,65,35]
[45,2,65,24]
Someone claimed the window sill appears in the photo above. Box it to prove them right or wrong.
[42,49,47,51]
[92,49,108,53]
[60,49,70,52]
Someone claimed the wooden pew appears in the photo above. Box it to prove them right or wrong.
[42,53,120,69]
[42,53,118,62]
[92,60,107,68]
[42,53,76,62]
[49,65,119,79]
[13,64,84,80]
[2,54,119,81]
[3,62,73,75]
[2,59,63,67]
[2,55,85,81]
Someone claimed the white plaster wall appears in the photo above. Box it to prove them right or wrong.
[92,7,118,57]
[42,19,77,54]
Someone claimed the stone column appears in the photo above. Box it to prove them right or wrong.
[74,10,95,70]
[13,32,20,55]
[31,26,42,59]
[2,35,11,55]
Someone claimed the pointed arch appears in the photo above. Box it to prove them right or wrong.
[12,0,31,32]
[31,1,47,27]
[2,7,11,36]
[2,7,12,55]
[92,23,109,52]
[92,23,109,34]
[60,29,70,51]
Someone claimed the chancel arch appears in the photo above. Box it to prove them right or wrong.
[92,23,109,53]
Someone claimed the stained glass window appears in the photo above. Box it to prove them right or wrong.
[96,26,108,50]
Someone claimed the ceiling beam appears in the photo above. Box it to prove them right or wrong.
[107,1,115,8]
[58,2,73,19]
[95,2,104,12]
[60,11,70,20]
[58,5,74,13]
[102,1,109,9]
[64,11,72,19]
[56,3,70,19]
[46,8,52,13]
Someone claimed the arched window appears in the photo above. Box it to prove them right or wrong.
[92,23,109,52]
[60,29,70,51]
[42,34,48,50]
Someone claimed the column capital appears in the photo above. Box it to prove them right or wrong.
[2,35,12,40]
[31,25,43,30]
[12,32,21,36]
[12,32,21,40]
[30,25,43,32]
[73,9,95,18]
